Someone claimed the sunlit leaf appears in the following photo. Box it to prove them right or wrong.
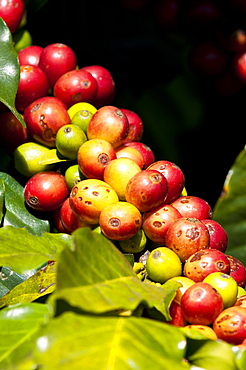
[32,312,188,370]
[0,226,73,274]
[38,148,71,165]
[50,228,180,318]
[187,339,238,370]
[0,261,57,308]
[0,303,52,369]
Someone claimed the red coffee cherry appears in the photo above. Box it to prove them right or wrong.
[24,171,69,212]
[38,43,77,89]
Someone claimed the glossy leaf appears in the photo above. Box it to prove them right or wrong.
[0,226,73,274]
[50,227,180,318]
[186,339,237,370]
[32,312,188,370]
[0,261,57,308]
[213,148,246,264]
[0,172,50,235]
[0,18,25,127]
[0,266,26,292]
[0,302,52,369]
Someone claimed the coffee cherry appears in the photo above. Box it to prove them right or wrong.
[54,69,98,108]
[125,141,155,169]
[65,164,84,190]
[18,45,44,66]
[15,65,49,112]
[227,255,246,288]
[168,300,187,327]
[81,65,116,107]
[56,197,91,234]
[181,282,224,325]
[125,169,168,212]
[171,195,212,220]
[71,110,94,133]
[116,145,145,169]
[67,102,97,120]
[77,138,117,180]
[147,160,185,203]
[24,96,71,147]
[142,203,182,244]
[120,109,144,143]
[99,201,142,241]
[183,249,230,283]
[168,276,195,304]
[38,43,77,89]
[146,246,182,284]
[24,171,69,212]
[69,179,119,224]
[202,219,228,252]
[119,229,147,253]
[87,106,129,148]
[55,124,87,160]
[103,157,141,200]
[203,272,238,308]
[165,217,210,262]
[0,0,25,33]
[213,306,246,344]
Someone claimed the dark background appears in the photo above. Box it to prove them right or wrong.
[25,0,246,209]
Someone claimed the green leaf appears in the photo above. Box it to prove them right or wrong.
[0,178,5,224]
[0,302,52,369]
[49,228,180,318]
[38,148,71,165]
[187,339,237,370]
[0,18,26,127]
[0,226,73,274]
[234,346,246,370]
[0,266,26,291]
[213,148,246,264]
[0,261,57,308]
[0,172,50,235]
[32,312,188,370]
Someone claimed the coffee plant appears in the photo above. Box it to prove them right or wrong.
[0,1,246,369]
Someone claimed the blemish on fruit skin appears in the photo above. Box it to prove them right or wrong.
[28,196,39,205]
[92,191,99,196]
[152,250,161,259]
[150,173,162,183]
[109,218,121,227]
[217,261,225,270]
[115,109,124,118]
[31,103,41,112]
[186,227,200,240]
[85,201,92,205]
[98,153,109,166]
[176,230,182,237]
[78,197,83,201]
[153,221,162,228]
[190,252,204,262]
[71,187,78,197]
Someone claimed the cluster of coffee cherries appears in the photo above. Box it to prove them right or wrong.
[1,38,246,348]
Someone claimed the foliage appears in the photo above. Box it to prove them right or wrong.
[0,8,246,370]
